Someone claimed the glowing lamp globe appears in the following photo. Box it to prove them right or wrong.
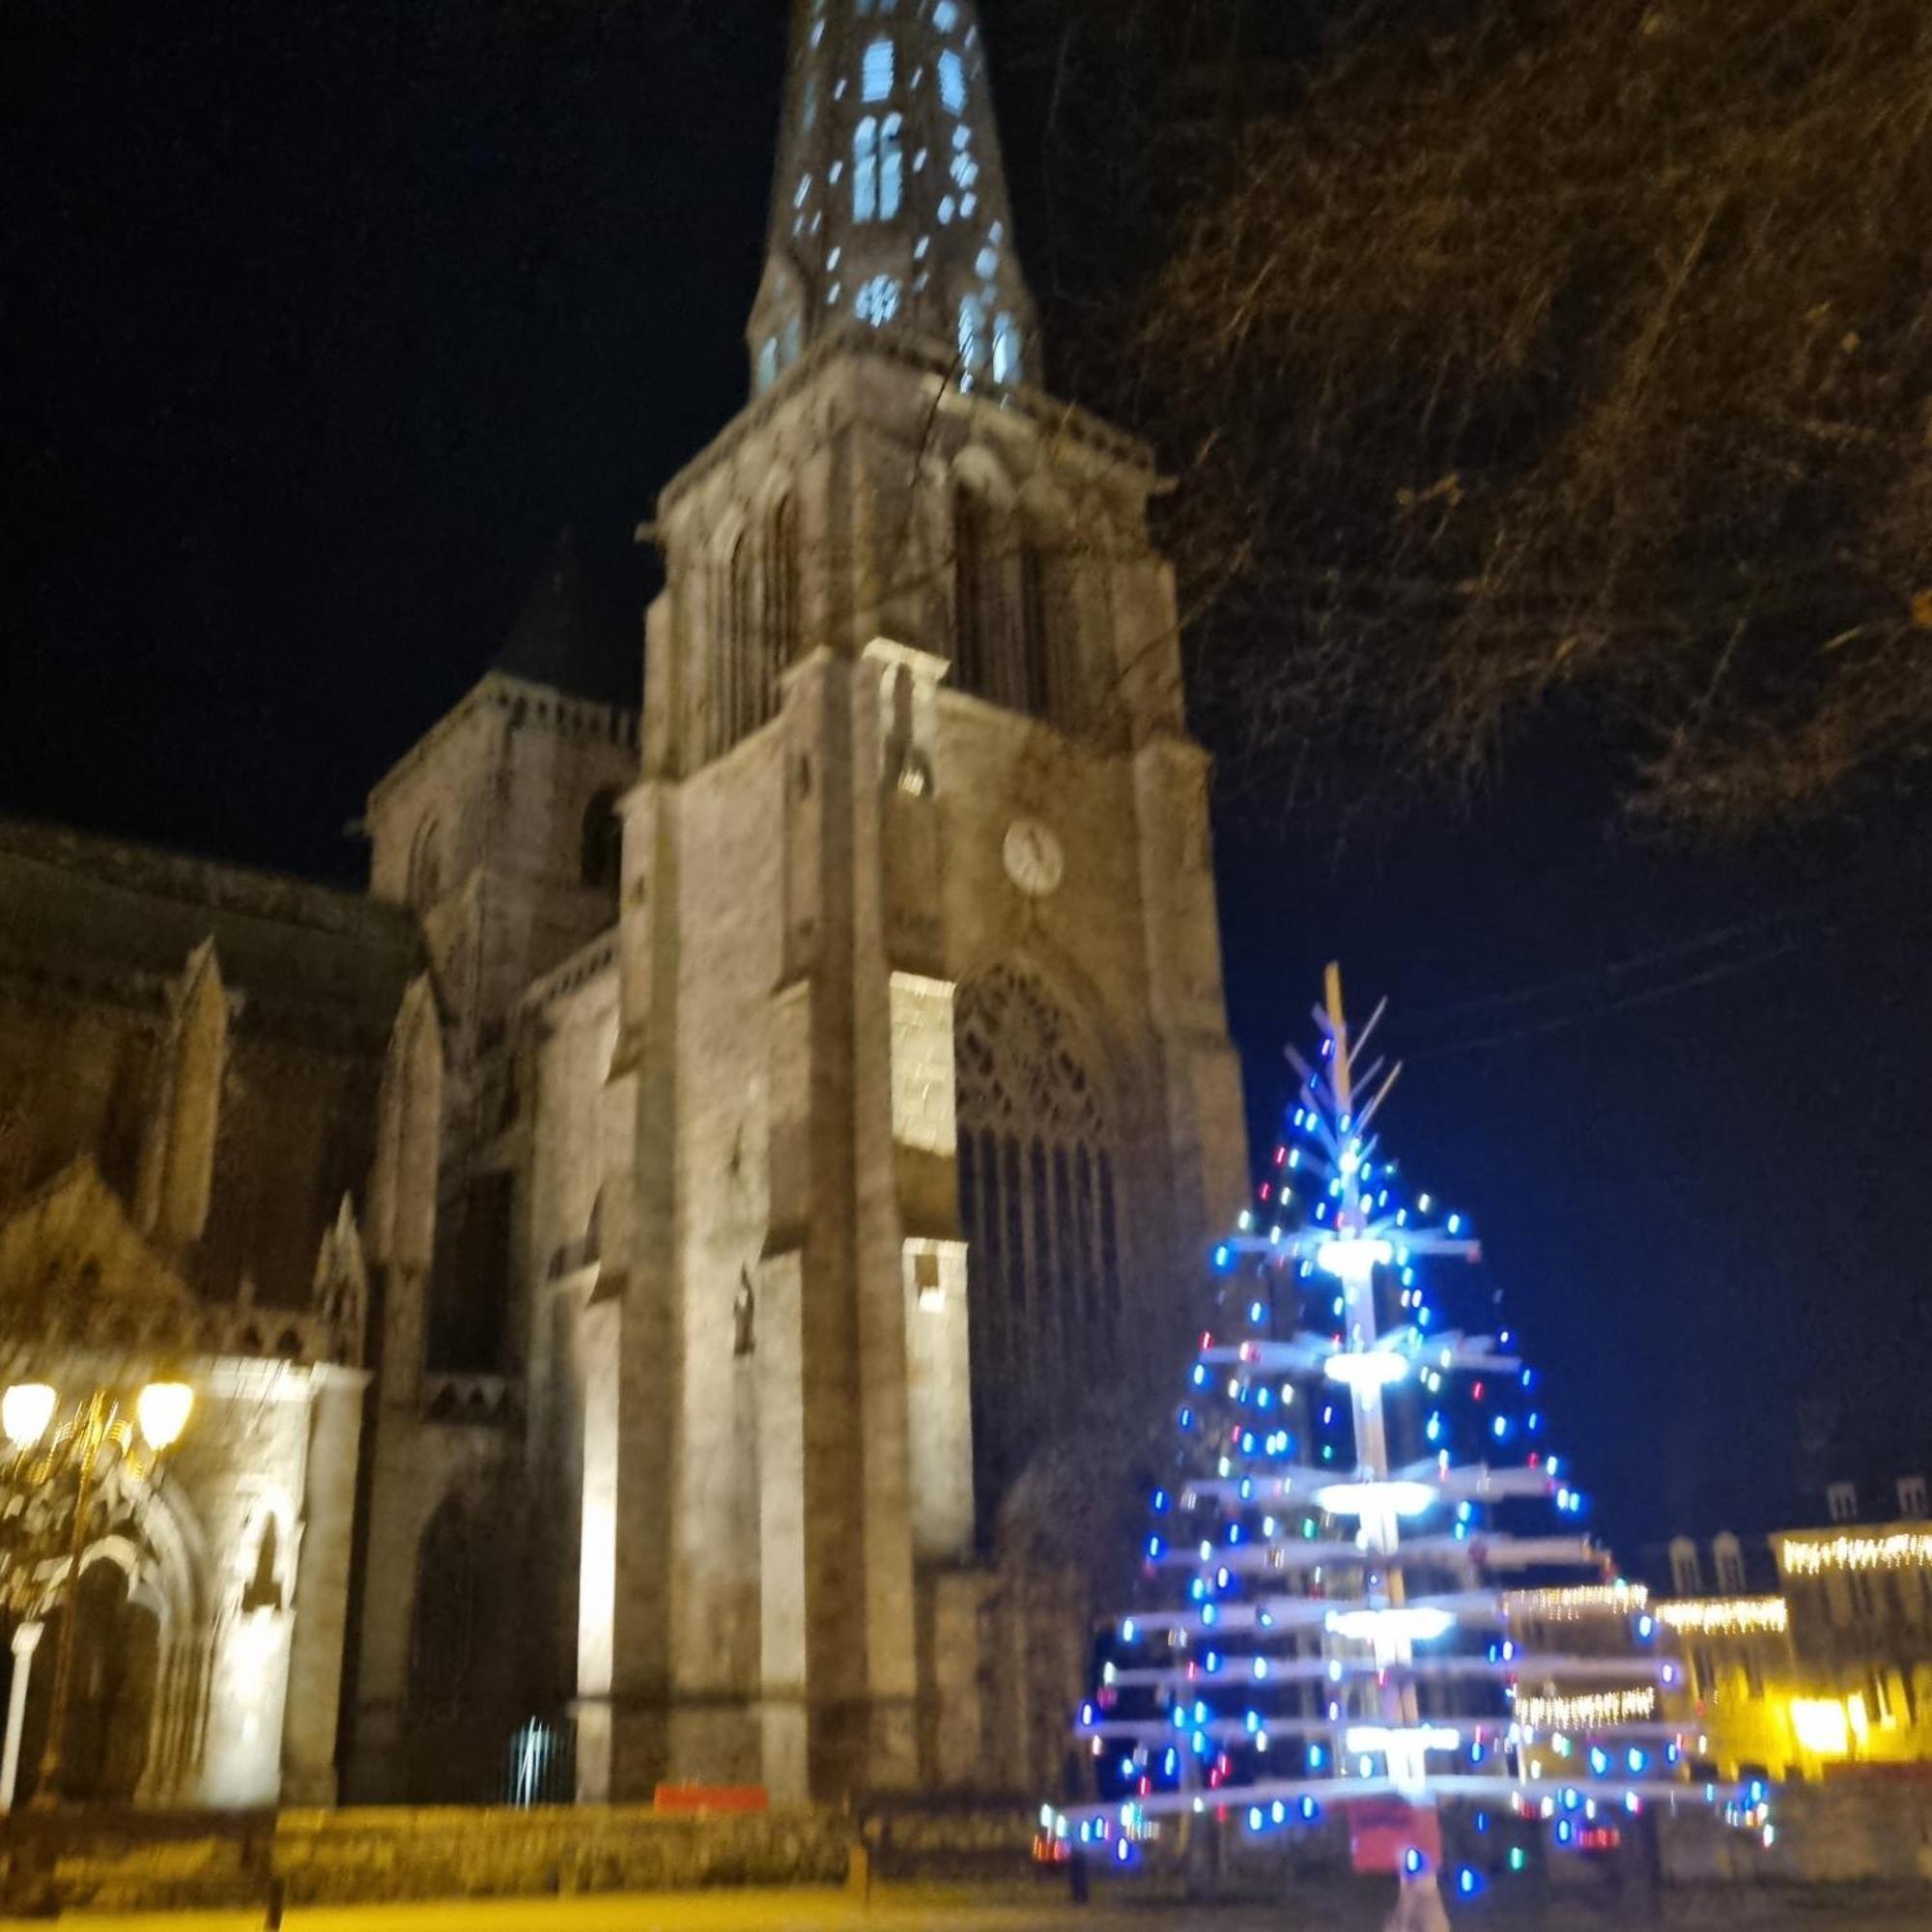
[2,1382,57,1451]
[136,1380,194,1451]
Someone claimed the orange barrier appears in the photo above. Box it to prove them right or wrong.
[652,1783,771,1814]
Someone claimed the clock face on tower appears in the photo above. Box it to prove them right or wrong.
[1002,817,1065,899]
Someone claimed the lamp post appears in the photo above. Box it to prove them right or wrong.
[0,1376,193,1807]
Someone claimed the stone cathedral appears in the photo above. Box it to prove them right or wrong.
[0,0,1245,1808]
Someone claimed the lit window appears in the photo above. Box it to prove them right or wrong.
[992,314,1022,385]
[879,113,904,217]
[957,294,985,372]
[780,316,802,368]
[976,245,999,279]
[856,275,901,327]
[1828,1481,1859,1523]
[1900,1475,1927,1517]
[938,49,967,114]
[755,338,779,391]
[934,1,959,28]
[938,194,956,225]
[951,152,979,192]
[853,117,879,221]
[1714,1533,1746,1596]
[863,38,895,102]
[1668,1537,1701,1596]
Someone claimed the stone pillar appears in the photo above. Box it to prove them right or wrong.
[754,647,923,1798]
[1130,733,1249,1327]
[347,980,443,1801]
[573,1293,622,1801]
[1,1622,43,1812]
[281,1367,368,1805]
[867,639,973,1571]
[576,775,683,1803]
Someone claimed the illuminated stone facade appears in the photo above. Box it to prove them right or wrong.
[0,0,1245,1809]
[0,821,411,1804]
[1651,1520,1932,1779]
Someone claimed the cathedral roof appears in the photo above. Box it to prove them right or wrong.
[0,816,418,1047]
[493,527,637,708]
[749,0,1038,396]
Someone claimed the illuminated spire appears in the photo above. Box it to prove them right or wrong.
[750,0,1039,394]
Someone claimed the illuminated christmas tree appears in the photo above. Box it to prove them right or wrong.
[1043,966,1767,1926]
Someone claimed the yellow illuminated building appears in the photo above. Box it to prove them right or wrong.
[1655,1521,1932,1780]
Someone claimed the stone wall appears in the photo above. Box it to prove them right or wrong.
[0,1804,854,1913]
[1661,1776,1932,1885]
[0,815,415,1302]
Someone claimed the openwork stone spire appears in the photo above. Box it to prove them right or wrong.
[749,0,1039,394]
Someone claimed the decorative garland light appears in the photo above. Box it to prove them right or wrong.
[1654,1598,1788,1635]
[1505,1584,1649,1621]
[1512,1688,1657,1729]
[1777,1532,1932,1577]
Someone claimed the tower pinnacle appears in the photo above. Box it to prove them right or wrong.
[750,0,1038,395]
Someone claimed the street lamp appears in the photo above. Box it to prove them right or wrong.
[0,1375,194,1806]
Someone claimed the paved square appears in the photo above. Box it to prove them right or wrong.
[15,1884,1929,1932]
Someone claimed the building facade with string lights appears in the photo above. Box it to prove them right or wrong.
[0,0,1247,1808]
[1648,1502,1932,1781]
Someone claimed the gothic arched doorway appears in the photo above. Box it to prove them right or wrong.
[13,1556,161,1804]
[405,1488,514,1801]
[954,964,1127,1524]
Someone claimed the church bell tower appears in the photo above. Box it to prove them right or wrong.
[574,0,1247,1804]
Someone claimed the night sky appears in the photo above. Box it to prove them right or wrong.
[7,0,1927,1562]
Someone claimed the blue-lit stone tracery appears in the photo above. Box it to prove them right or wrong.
[749,0,1037,392]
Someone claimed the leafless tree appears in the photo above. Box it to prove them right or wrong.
[1010,0,1932,834]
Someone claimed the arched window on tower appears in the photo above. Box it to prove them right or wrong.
[853,117,879,223]
[954,476,1066,724]
[955,964,1125,1514]
[729,528,756,743]
[1018,535,1057,722]
[879,112,904,218]
[580,787,622,902]
[938,47,967,115]
[956,294,985,377]
[708,528,753,758]
[765,495,801,694]
[408,816,444,911]
[992,312,1022,386]
[953,487,991,697]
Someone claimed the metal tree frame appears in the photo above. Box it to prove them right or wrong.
[1047,965,1767,1920]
